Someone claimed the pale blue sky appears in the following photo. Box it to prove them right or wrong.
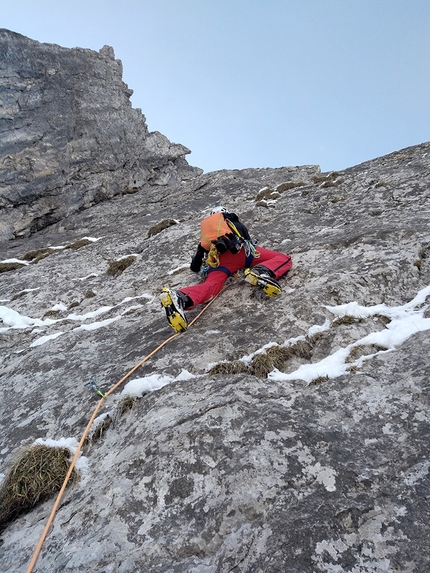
[2,0,429,173]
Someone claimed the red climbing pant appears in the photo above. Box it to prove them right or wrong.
[179,247,292,309]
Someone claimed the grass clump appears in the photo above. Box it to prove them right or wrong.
[43,309,61,318]
[255,188,280,202]
[87,415,113,444]
[374,314,391,326]
[22,248,55,263]
[117,396,139,417]
[332,315,360,326]
[275,181,307,193]
[208,339,316,379]
[310,375,329,385]
[249,353,275,378]
[312,172,342,187]
[0,445,79,533]
[65,238,93,250]
[321,179,343,188]
[0,262,26,273]
[255,181,307,203]
[147,219,177,237]
[208,361,249,376]
[106,255,137,278]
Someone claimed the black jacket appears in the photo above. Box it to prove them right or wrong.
[190,212,252,272]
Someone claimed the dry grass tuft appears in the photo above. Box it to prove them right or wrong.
[208,338,316,380]
[309,375,329,385]
[306,331,324,346]
[22,248,55,263]
[250,353,274,378]
[312,172,343,187]
[255,181,307,203]
[208,361,249,376]
[275,181,307,193]
[43,309,61,318]
[332,315,360,326]
[265,345,293,369]
[0,262,26,273]
[88,416,113,444]
[106,256,137,277]
[374,314,391,326]
[147,219,177,237]
[291,340,314,359]
[117,396,139,417]
[65,238,93,250]
[255,188,280,201]
[0,445,78,533]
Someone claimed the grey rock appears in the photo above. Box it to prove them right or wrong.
[0,29,201,241]
[0,31,430,573]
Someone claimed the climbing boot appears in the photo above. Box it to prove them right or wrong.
[244,266,282,297]
[160,288,188,332]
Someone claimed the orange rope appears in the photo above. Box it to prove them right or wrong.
[25,290,225,572]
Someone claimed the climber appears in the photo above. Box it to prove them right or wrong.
[160,206,292,332]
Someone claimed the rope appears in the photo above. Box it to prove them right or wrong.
[25,289,225,573]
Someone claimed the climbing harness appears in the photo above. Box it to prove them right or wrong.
[25,286,229,573]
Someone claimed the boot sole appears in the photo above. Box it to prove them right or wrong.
[160,289,188,332]
[244,270,282,297]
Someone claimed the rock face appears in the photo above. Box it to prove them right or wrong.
[0,29,201,241]
[1,31,430,573]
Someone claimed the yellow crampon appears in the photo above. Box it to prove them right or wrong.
[206,244,221,268]
[244,268,282,297]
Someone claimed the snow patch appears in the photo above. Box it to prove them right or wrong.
[121,370,196,397]
[0,258,30,265]
[0,306,57,332]
[30,332,64,347]
[270,285,430,384]
[50,302,68,312]
[73,316,121,331]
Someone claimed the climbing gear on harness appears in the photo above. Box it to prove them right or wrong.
[160,287,189,332]
[201,261,210,279]
[244,265,282,297]
[85,378,106,399]
[206,243,221,268]
[226,219,260,259]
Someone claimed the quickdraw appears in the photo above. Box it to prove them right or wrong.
[85,378,106,399]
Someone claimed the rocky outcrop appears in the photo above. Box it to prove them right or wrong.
[0,137,429,572]
[0,29,201,241]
